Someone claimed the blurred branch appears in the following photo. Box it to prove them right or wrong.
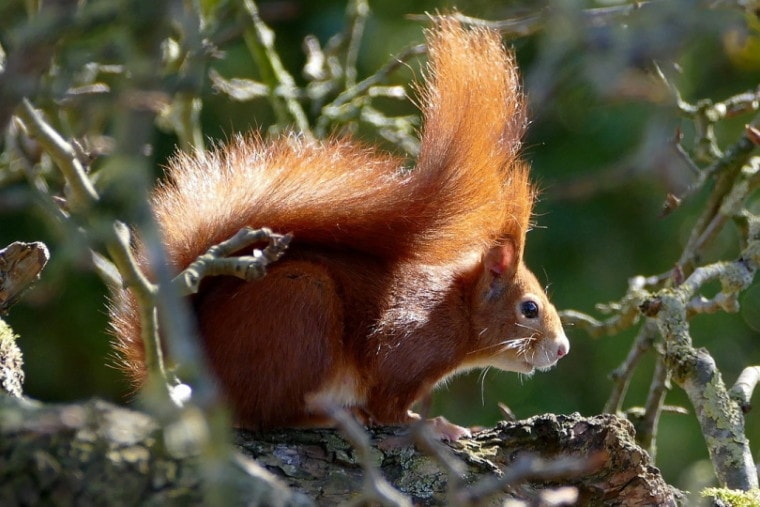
[0,0,78,132]
[409,2,652,39]
[457,454,592,505]
[239,0,309,133]
[0,0,123,132]
[324,403,412,507]
[342,0,370,88]
[7,1,255,503]
[155,1,211,151]
[15,100,97,212]
[409,397,468,502]
[14,97,172,403]
[314,42,425,148]
[0,396,308,506]
[107,222,165,388]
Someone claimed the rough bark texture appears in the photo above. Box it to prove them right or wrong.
[0,395,679,506]
[0,242,49,314]
[237,413,679,506]
[0,396,308,506]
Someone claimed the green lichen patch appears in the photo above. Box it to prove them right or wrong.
[0,318,24,397]
[701,487,760,507]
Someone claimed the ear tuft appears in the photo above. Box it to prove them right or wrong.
[484,241,518,277]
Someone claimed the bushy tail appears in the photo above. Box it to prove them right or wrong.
[151,20,533,273]
[414,19,533,262]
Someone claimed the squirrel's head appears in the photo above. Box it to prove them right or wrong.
[467,242,569,374]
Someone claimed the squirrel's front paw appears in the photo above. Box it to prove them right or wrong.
[426,415,472,442]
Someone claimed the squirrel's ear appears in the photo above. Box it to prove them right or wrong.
[484,241,519,278]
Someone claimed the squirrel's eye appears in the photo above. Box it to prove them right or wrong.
[520,300,540,319]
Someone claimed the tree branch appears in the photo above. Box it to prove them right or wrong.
[172,227,291,297]
[649,218,760,489]
[729,366,760,412]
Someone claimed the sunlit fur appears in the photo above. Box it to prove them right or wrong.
[111,20,568,432]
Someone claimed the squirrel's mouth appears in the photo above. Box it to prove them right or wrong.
[512,359,536,374]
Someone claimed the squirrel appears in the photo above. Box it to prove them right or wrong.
[110,20,569,441]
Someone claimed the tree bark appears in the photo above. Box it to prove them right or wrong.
[0,395,678,506]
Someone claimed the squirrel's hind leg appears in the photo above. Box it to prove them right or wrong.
[195,260,347,430]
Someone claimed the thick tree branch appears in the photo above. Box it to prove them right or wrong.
[0,396,309,506]
[1,393,679,505]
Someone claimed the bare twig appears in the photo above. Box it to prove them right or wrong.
[559,277,648,338]
[107,222,168,392]
[604,320,658,414]
[729,366,760,412]
[160,0,208,151]
[457,453,596,506]
[639,353,671,458]
[677,115,760,270]
[568,78,759,487]
[172,227,292,297]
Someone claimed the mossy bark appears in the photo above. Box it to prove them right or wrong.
[0,396,677,506]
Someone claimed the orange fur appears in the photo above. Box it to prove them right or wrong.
[111,20,568,434]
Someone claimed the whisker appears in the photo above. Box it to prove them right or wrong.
[478,367,491,406]
[466,338,530,356]
[514,322,538,332]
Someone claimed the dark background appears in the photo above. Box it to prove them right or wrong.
[2,0,759,496]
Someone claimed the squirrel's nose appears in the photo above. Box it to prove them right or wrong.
[556,335,570,358]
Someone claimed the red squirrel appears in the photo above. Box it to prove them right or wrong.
[110,20,569,440]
